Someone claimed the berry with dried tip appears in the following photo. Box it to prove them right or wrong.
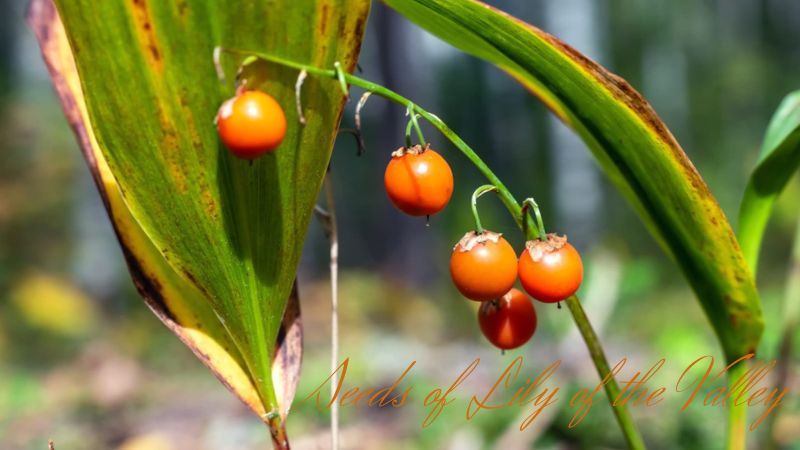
[478,288,537,350]
[450,231,518,301]
[518,234,583,303]
[384,144,454,216]
[216,90,287,159]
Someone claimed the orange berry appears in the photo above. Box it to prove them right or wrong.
[450,231,518,301]
[384,145,453,216]
[216,90,286,159]
[518,234,583,303]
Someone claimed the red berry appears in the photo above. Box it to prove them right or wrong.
[478,288,537,350]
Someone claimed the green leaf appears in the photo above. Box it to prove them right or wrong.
[29,0,368,444]
[738,91,800,274]
[384,0,762,361]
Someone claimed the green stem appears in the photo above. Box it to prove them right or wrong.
[404,112,425,148]
[333,61,349,97]
[407,106,426,146]
[404,118,413,148]
[226,49,647,449]
[727,360,748,450]
[565,296,647,450]
[520,197,548,241]
[471,184,497,234]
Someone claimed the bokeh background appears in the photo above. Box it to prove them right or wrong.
[1,0,799,449]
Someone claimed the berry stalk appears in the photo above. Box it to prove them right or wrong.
[470,184,497,234]
[520,197,548,241]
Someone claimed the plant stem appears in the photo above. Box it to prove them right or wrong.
[404,113,424,148]
[324,176,340,450]
[229,49,647,449]
[727,360,748,450]
[470,184,497,234]
[520,197,548,241]
[407,106,426,146]
[565,297,646,450]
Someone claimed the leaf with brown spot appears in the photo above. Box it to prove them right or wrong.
[28,0,365,445]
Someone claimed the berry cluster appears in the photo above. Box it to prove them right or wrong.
[214,85,583,352]
[383,145,584,351]
[450,228,583,350]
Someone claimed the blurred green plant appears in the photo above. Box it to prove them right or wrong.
[738,90,800,274]
[737,91,800,450]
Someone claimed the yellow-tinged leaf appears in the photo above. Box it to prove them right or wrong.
[27,2,315,443]
[27,0,264,416]
[38,4,369,441]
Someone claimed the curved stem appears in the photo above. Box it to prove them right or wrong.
[520,198,548,241]
[407,105,426,146]
[471,184,497,234]
[404,118,413,148]
[226,48,647,449]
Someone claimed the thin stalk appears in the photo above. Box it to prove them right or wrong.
[520,197,548,241]
[471,184,497,234]
[405,120,413,148]
[565,297,646,450]
[225,49,647,449]
[404,114,424,148]
[407,106,426,146]
[333,61,349,98]
[324,176,340,450]
[727,360,748,450]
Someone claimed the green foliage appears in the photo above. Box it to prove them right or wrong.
[738,91,800,274]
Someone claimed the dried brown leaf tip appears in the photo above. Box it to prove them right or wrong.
[454,230,503,252]
[525,233,567,262]
[391,143,428,157]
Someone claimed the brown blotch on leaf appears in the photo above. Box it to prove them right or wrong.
[130,0,163,67]
[318,3,330,35]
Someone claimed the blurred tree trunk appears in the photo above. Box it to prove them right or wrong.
[543,0,604,248]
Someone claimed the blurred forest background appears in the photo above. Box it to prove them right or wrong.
[1,0,799,449]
